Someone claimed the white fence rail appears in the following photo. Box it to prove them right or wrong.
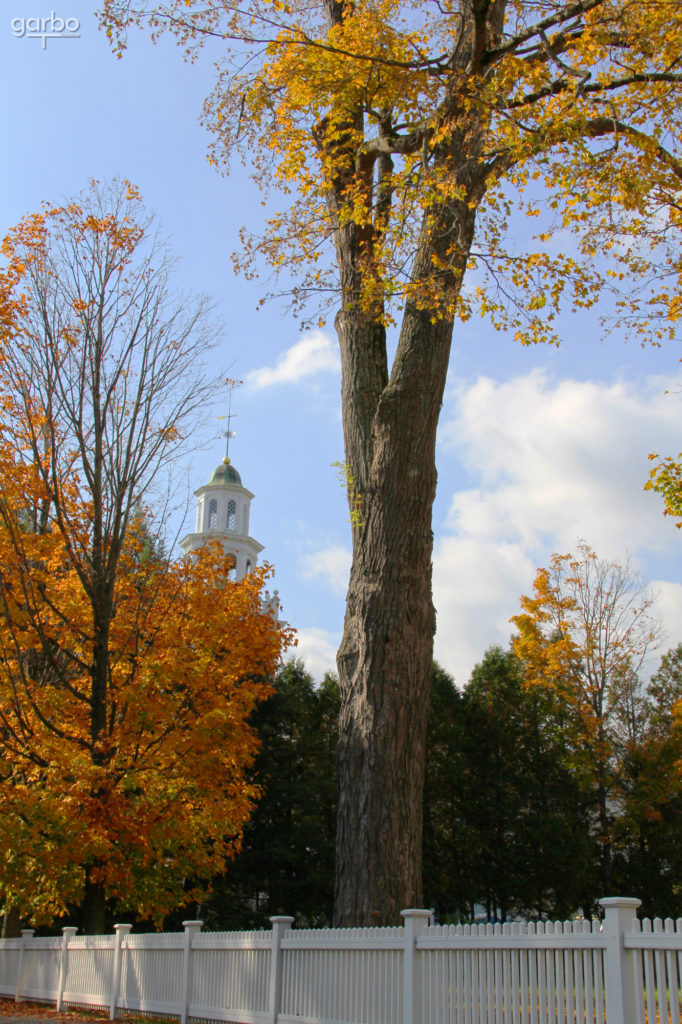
[1,898,680,1024]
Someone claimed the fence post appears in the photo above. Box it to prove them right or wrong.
[109,923,132,1020]
[600,896,641,1024]
[15,928,34,1003]
[180,920,202,1024]
[401,909,432,1024]
[56,926,78,1012]
[268,916,294,1024]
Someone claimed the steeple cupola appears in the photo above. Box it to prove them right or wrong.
[179,456,263,580]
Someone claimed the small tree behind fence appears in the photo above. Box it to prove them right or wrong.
[0,899,680,1024]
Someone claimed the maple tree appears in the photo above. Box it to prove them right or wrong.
[0,182,292,932]
[511,542,661,896]
[100,0,682,923]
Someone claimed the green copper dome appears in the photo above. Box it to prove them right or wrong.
[208,459,242,486]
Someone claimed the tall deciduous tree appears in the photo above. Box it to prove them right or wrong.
[511,542,661,896]
[101,0,682,923]
[0,182,293,932]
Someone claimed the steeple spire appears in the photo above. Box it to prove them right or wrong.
[218,380,239,463]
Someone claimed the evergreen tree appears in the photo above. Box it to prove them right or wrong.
[198,661,339,929]
[422,665,472,921]
[423,648,596,922]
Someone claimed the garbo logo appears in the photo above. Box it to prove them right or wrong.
[11,11,80,47]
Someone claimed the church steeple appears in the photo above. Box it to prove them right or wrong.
[179,396,280,619]
[180,390,261,581]
[179,454,264,581]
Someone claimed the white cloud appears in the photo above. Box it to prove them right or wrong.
[650,580,682,654]
[440,370,682,556]
[293,627,340,682]
[433,371,682,685]
[433,537,536,686]
[246,330,340,390]
[301,544,351,597]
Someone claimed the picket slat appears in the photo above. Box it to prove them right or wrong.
[665,918,681,1024]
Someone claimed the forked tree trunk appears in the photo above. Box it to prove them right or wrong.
[333,196,480,924]
[334,323,445,924]
[322,0,500,922]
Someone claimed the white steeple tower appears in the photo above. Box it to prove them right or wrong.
[179,457,263,580]
[179,395,280,619]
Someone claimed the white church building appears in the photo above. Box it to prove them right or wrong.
[180,455,280,620]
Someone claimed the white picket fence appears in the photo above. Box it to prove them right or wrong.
[0,898,680,1024]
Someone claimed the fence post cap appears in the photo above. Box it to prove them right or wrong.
[270,916,295,925]
[182,920,203,931]
[114,923,133,933]
[599,897,642,910]
[62,926,78,937]
[20,929,35,938]
[401,909,433,920]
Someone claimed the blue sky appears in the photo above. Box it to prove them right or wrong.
[3,2,682,685]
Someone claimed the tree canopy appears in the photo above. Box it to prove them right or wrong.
[103,0,682,341]
[99,0,682,924]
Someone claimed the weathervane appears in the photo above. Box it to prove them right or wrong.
[217,380,240,463]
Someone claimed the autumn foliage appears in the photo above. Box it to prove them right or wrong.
[0,185,293,927]
[512,544,661,729]
[102,0,682,342]
[646,450,682,527]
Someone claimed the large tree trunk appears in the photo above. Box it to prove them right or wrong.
[324,0,498,921]
[334,326,445,924]
[333,197,479,924]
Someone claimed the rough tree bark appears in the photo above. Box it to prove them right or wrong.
[332,113,489,922]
